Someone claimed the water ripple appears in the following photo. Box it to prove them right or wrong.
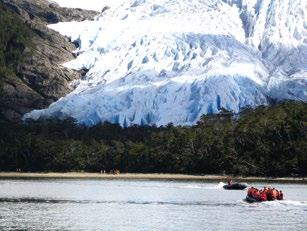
[0,197,243,207]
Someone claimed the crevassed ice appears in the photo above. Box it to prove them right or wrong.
[25,0,307,126]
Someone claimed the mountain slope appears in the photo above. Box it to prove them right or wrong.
[24,0,307,126]
[0,0,96,121]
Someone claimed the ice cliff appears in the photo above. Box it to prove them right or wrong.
[24,0,307,126]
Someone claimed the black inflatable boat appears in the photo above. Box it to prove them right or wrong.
[223,183,247,190]
[245,195,261,203]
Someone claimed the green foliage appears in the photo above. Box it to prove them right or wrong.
[0,4,32,78]
[0,102,306,176]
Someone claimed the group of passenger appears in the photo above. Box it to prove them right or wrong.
[247,186,283,201]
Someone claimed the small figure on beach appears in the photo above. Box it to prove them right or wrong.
[109,169,120,175]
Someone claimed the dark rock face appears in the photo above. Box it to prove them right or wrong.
[0,0,98,121]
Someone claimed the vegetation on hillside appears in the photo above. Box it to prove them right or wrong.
[0,4,32,80]
[0,101,306,176]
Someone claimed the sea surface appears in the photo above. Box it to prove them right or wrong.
[0,179,306,230]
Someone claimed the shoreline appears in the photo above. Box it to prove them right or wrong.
[0,172,306,183]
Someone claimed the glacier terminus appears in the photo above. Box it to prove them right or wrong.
[24,0,307,126]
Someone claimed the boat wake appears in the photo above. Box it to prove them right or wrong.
[265,200,307,207]
[181,182,226,190]
[1,197,306,209]
[207,182,226,189]
[243,199,307,207]
[181,185,203,189]
[0,197,242,207]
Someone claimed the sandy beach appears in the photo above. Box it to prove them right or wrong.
[0,172,306,183]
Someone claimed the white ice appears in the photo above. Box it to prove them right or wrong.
[25,0,307,126]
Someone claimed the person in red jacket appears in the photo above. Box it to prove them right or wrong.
[252,189,261,200]
[260,191,267,201]
[247,187,254,197]
[277,190,284,200]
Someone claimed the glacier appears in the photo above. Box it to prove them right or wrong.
[24,0,307,126]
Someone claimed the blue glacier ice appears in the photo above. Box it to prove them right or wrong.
[24,0,307,126]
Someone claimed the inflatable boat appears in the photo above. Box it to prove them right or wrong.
[223,183,247,190]
[245,187,284,203]
[245,195,262,203]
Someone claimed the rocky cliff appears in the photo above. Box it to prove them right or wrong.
[0,0,97,121]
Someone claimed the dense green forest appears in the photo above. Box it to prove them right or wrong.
[0,4,32,82]
[0,101,306,176]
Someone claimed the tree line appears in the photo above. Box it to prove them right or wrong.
[0,101,306,176]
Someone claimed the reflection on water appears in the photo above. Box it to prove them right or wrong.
[0,179,306,230]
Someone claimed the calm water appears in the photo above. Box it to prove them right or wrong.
[0,179,306,230]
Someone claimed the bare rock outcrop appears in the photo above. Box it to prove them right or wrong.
[0,0,98,121]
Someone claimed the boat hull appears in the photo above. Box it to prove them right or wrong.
[223,183,247,190]
[245,195,262,203]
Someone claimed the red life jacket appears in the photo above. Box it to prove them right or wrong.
[260,192,267,201]
[252,190,261,199]
[271,189,278,200]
